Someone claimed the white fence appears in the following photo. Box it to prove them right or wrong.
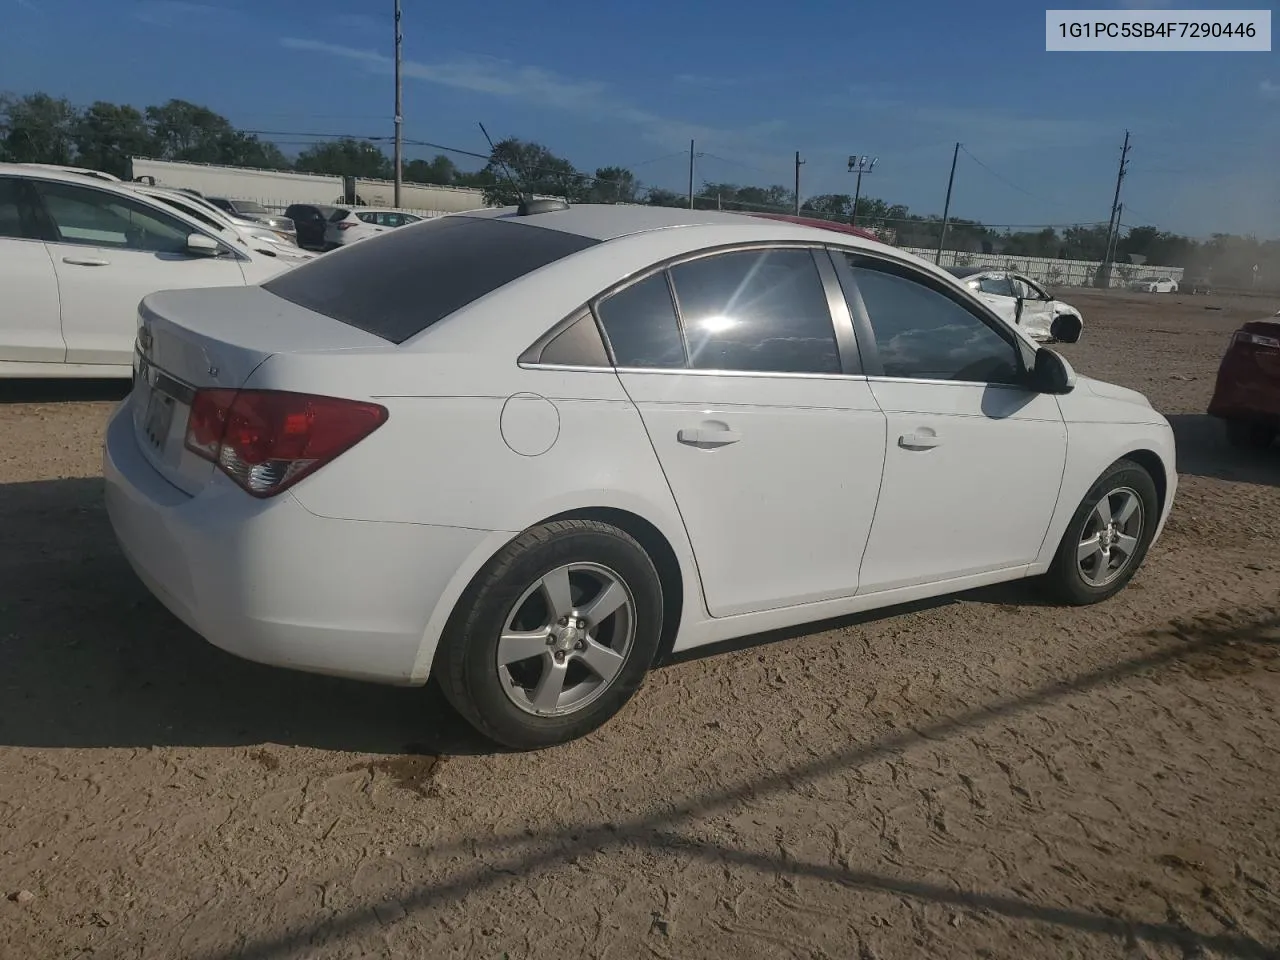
[900,246,1184,289]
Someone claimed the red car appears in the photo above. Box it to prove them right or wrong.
[1208,310,1280,449]
[747,212,881,242]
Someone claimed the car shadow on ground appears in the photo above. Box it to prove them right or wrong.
[0,378,131,405]
[1166,413,1280,486]
[0,476,1064,755]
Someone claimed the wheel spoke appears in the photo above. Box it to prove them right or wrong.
[1112,533,1139,559]
[577,636,625,682]
[1114,491,1140,525]
[498,629,549,666]
[580,579,628,628]
[530,658,569,713]
[1093,496,1113,525]
[1077,534,1104,564]
[540,567,574,621]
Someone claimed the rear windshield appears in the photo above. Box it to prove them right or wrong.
[262,215,601,344]
[328,208,351,222]
[234,200,268,213]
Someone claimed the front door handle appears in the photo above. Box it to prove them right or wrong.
[898,432,941,450]
[62,256,110,266]
[678,426,741,447]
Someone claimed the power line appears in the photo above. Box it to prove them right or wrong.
[959,145,1068,209]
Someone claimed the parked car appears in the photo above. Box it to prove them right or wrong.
[130,184,315,262]
[747,211,880,242]
[1207,310,1280,449]
[1136,277,1178,293]
[204,197,296,244]
[320,206,425,250]
[0,164,304,378]
[103,202,1176,749]
[1183,275,1212,295]
[945,267,1084,343]
[283,203,340,251]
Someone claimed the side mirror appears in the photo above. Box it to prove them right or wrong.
[1029,347,1076,394]
[1050,313,1082,344]
[186,233,220,256]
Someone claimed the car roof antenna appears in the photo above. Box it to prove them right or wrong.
[478,121,569,217]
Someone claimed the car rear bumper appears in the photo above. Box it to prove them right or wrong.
[102,399,490,685]
[1208,358,1280,424]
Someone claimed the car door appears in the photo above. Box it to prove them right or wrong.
[285,205,325,249]
[973,273,1019,325]
[602,246,887,618]
[1011,275,1054,340]
[32,179,247,367]
[0,175,65,366]
[832,251,1067,594]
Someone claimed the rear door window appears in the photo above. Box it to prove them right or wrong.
[262,215,600,344]
[595,273,687,369]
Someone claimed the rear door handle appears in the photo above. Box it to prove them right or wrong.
[62,257,110,266]
[898,432,941,450]
[678,427,741,447]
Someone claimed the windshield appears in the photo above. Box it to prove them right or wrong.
[232,200,269,214]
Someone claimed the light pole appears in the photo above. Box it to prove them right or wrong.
[847,154,877,226]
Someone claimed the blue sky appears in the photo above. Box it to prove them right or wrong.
[5,0,1278,237]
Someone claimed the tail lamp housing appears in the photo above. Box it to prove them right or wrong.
[184,388,388,497]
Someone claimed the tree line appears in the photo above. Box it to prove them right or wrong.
[3,91,1276,286]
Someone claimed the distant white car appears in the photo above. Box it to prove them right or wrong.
[946,267,1084,343]
[1140,278,1178,293]
[103,202,1176,750]
[322,206,426,250]
[128,184,316,263]
[0,164,304,378]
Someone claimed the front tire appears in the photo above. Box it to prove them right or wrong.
[1043,458,1159,606]
[434,519,663,750]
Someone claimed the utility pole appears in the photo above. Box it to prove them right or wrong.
[688,139,695,209]
[935,141,960,265]
[847,154,878,225]
[393,0,403,207]
[794,151,805,215]
[1099,130,1131,288]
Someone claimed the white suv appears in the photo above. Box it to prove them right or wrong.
[0,165,303,379]
[322,206,426,250]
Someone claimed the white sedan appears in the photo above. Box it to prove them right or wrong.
[0,164,303,379]
[946,267,1084,343]
[103,202,1177,749]
[321,206,426,250]
[1140,277,1179,293]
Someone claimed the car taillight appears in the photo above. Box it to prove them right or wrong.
[336,222,355,230]
[1234,331,1280,349]
[184,389,388,497]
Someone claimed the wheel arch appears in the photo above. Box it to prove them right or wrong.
[1121,447,1169,516]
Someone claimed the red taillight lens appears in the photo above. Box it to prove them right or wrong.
[184,389,388,497]
[336,222,355,230]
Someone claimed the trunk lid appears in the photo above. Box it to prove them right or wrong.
[1238,318,1280,381]
[131,285,390,496]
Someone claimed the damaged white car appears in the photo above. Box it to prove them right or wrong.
[946,267,1083,343]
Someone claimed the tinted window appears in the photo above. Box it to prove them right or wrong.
[263,215,600,344]
[35,181,197,253]
[536,313,610,367]
[845,259,1020,384]
[595,273,686,369]
[977,276,1014,297]
[233,200,268,214]
[355,212,377,224]
[154,195,225,232]
[328,208,351,222]
[0,177,50,240]
[669,248,840,374]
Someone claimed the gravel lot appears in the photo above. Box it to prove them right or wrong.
[2,288,1279,960]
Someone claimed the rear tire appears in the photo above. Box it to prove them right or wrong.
[1225,420,1275,450]
[434,519,663,750]
[1042,458,1159,606]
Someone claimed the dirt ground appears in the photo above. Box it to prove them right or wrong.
[2,287,1280,960]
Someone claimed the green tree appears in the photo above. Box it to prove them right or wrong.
[145,99,237,162]
[0,92,79,164]
[72,101,155,177]
[482,138,587,206]
[588,165,638,203]
[295,138,392,179]
[404,154,459,185]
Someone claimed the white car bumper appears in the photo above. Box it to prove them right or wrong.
[102,400,489,685]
